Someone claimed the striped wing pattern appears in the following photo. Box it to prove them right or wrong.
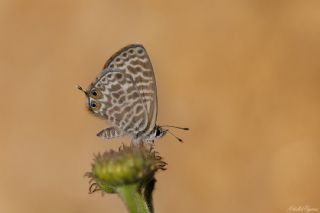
[89,70,148,136]
[88,44,158,139]
[103,44,158,136]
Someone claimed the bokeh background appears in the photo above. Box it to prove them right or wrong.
[1,1,320,212]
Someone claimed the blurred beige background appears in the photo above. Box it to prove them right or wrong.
[1,0,320,212]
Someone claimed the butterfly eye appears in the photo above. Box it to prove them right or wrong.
[89,101,101,110]
[89,88,102,99]
[156,128,161,136]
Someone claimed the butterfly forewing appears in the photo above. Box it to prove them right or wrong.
[102,44,158,136]
[86,44,159,142]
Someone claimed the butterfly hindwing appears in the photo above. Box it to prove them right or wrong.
[88,69,149,136]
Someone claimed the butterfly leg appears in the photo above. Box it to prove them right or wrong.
[97,127,124,140]
[132,137,155,145]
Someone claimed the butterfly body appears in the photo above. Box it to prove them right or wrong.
[83,44,167,144]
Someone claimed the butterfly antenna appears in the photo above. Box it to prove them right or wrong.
[161,125,189,131]
[167,130,184,143]
[77,85,88,96]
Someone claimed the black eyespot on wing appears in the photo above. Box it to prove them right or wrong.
[89,88,102,99]
[90,102,96,108]
[89,101,101,111]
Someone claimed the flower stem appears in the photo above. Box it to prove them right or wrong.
[117,184,150,213]
[143,178,156,213]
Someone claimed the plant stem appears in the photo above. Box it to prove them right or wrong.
[143,178,156,213]
[117,184,150,213]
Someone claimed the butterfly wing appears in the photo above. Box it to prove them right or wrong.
[102,44,158,136]
[88,69,149,136]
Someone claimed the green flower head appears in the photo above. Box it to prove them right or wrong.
[86,145,166,194]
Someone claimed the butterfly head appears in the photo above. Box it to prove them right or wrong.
[147,125,188,143]
[158,125,189,142]
[154,126,167,139]
[142,126,167,143]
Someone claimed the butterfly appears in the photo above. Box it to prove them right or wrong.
[78,44,188,144]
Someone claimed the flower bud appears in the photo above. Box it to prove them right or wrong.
[86,145,166,193]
